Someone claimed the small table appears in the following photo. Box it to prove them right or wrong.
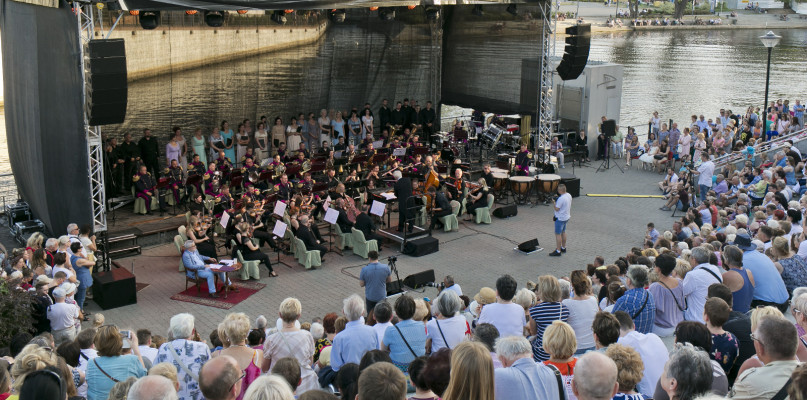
[214,262,242,299]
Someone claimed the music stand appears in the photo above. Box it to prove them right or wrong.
[596,120,624,174]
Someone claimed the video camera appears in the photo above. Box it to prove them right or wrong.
[426,282,446,290]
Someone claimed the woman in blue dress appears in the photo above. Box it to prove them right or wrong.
[219,120,236,163]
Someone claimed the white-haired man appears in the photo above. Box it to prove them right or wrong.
[127,375,179,400]
[330,294,379,372]
[494,336,561,399]
[155,313,210,400]
[181,240,231,298]
[573,352,619,400]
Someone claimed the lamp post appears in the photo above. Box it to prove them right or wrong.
[760,31,781,129]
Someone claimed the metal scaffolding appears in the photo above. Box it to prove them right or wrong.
[536,0,554,167]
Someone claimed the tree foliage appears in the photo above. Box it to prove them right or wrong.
[0,281,34,348]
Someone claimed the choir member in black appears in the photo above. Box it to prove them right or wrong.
[138,128,160,178]
[187,154,205,195]
[514,144,531,176]
[575,129,590,162]
[379,128,391,147]
[464,178,490,221]
[275,174,293,202]
[390,102,405,130]
[378,99,391,129]
[134,165,167,214]
[297,215,327,259]
[428,186,452,231]
[481,164,494,188]
[164,159,186,206]
[420,101,436,143]
[104,139,123,196]
[355,208,383,243]
[187,216,217,258]
[334,136,347,151]
[402,99,415,128]
[120,133,141,190]
[335,198,355,235]
[393,173,414,232]
[188,193,206,217]
[235,221,276,277]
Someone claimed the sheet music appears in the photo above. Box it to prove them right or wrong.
[372,140,384,149]
[381,192,397,200]
[392,147,407,157]
[221,259,236,266]
[219,212,230,229]
[370,201,386,217]
[324,208,339,224]
[273,201,287,217]
[272,221,287,238]
[323,195,331,210]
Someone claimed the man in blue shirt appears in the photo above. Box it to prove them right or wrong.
[494,336,561,400]
[359,251,391,313]
[612,265,655,334]
[733,234,789,312]
[181,240,231,298]
[331,294,379,372]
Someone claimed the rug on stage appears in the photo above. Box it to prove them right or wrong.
[170,280,265,309]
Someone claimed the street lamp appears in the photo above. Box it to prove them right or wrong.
[760,31,781,129]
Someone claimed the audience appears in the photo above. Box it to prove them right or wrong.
[605,344,646,400]
[660,343,714,400]
[730,315,800,399]
[443,341,494,400]
[572,352,619,400]
[614,310,668,397]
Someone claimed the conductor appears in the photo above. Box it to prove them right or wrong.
[393,171,414,233]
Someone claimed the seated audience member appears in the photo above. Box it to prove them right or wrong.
[683,246,724,323]
[612,265,655,334]
[126,375,179,400]
[478,274,526,338]
[408,356,439,400]
[572,352,619,400]
[155,313,210,400]
[262,298,317,393]
[730,316,801,399]
[426,290,470,352]
[789,363,807,400]
[86,325,147,400]
[605,344,646,400]
[148,362,180,393]
[242,375,295,400]
[592,311,621,351]
[136,329,159,365]
[272,357,302,395]
[648,253,685,337]
[421,348,451,397]
[217,312,263,396]
[357,362,407,400]
[707,283,753,385]
[529,275,570,361]
[359,349,393,372]
[542,321,578,400]
[473,323,502,369]
[736,306,784,376]
[443,342,495,400]
[703,297,739,374]
[495,336,561,399]
[382,295,427,371]
[614,311,668,398]
[331,294,379,372]
[372,303,394,349]
[334,363,359,400]
[659,343,714,400]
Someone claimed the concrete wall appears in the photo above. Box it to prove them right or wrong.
[793,2,807,13]
[105,22,328,80]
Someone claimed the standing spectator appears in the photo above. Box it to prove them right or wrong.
[443,342,495,400]
[733,234,789,311]
[563,270,599,353]
[704,297,739,374]
[495,336,561,399]
[659,343,714,400]
[614,311,668,398]
[86,325,147,400]
[693,151,715,202]
[359,251,390,313]
[648,254,685,337]
[478,275,526,338]
[542,321,578,400]
[683,246,723,323]
[528,275,570,361]
[331,294,379,372]
[155,313,210,400]
[549,184,572,257]
[47,288,79,346]
[730,316,800,399]
[262,298,317,394]
[605,344,645,400]
[217,313,263,399]
[612,265,655,334]
[382,295,427,372]
[426,290,470,353]
[572,352,619,400]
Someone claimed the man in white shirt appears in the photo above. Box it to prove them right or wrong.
[442,275,462,296]
[614,311,668,398]
[478,275,526,337]
[682,246,723,323]
[137,329,159,364]
[693,152,715,202]
[47,288,79,346]
[549,184,572,257]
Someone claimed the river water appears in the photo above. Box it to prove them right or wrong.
[2,27,807,174]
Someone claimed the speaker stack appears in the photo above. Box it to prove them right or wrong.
[86,39,128,126]
[556,24,591,81]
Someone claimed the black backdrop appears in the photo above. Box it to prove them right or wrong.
[0,0,91,234]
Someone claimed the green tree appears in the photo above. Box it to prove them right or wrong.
[0,281,35,348]
[674,0,691,18]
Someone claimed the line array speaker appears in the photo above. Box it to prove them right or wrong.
[556,24,591,81]
[86,39,128,126]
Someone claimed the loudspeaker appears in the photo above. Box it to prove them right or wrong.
[403,269,437,289]
[601,119,616,137]
[386,280,404,296]
[402,237,439,257]
[518,238,539,252]
[556,24,591,81]
[493,204,518,219]
[557,172,581,198]
[91,267,137,310]
[86,39,127,126]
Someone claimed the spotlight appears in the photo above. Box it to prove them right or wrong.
[472,5,483,16]
[407,5,416,9]
[378,7,395,21]
[271,10,287,24]
[506,4,517,16]
[204,10,225,27]
[185,10,197,15]
[138,11,160,30]
[128,9,139,15]
[236,9,248,14]
[425,6,439,21]
[328,9,346,23]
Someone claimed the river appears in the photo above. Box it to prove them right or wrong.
[1,27,807,175]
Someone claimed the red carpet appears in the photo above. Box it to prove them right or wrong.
[170,280,266,309]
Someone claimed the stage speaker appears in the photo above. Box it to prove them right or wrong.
[403,269,436,289]
[556,24,591,81]
[386,280,404,296]
[493,204,518,219]
[557,172,581,198]
[518,238,539,252]
[601,119,616,137]
[86,39,128,126]
[402,237,439,257]
[91,267,137,310]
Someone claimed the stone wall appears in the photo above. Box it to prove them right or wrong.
[105,22,328,80]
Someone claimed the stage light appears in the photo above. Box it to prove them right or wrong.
[128,9,139,15]
[425,6,439,21]
[284,9,294,13]
[139,11,160,30]
[407,5,416,9]
[204,10,225,27]
[271,10,287,24]
[236,9,248,14]
[328,9,346,23]
[369,6,379,10]
[472,5,483,16]
[506,4,517,16]
[96,3,104,10]
[378,7,395,21]
[185,10,197,15]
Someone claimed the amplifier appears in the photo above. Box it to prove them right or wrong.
[402,237,439,257]
[92,267,137,310]
[5,202,30,227]
[14,219,45,245]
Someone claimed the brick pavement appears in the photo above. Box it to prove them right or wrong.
[86,160,680,338]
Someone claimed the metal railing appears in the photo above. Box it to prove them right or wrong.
[713,127,807,170]
[0,174,20,208]
[97,10,328,30]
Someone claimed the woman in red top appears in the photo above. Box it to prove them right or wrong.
[542,320,578,400]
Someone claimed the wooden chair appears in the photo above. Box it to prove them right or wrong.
[474,194,495,224]
[351,228,378,259]
[293,237,322,270]
[185,268,203,294]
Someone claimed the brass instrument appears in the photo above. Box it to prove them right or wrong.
[301,159,312,174]
[249,171,260,184]
[273,163,286,179]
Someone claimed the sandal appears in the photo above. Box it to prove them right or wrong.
[270,272,278,277]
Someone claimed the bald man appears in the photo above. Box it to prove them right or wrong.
[127,375,178,400]
[199,355,242,400]
[572,352,619,400]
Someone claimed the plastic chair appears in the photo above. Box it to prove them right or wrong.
[334,223,354,251]
[173,235,186,272]
[293,237,322,270]
[166,187,186,206]
[231,239,260,280]
[178,226,188,242]
[474,194,495,224]
[351,228,378,259]
[184,211,191,226]
[132,187,158,215]
[438,201,460,232]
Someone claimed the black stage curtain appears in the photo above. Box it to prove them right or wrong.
[0,0,91,234]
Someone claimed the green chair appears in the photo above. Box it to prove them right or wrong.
[166,187,186,206]
[185,211,191,226]
[474,194,495,224]
[438,201,460,232]
[173,235,186,272]
[334,224,354,251]
[293,237,322,269]
[132,187,159,215]
[231,239,260,280]
[178,226,188,243]
[351,228,378,259]
[285,229,297,259]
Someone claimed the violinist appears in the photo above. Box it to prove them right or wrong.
[296,215,327,261]
[164,159,186,206]
[275,174,293,202]
[214,186,233,216]
[243,202,279,251]
[481,163,495,187]
[335,183,358,222]
[334,198,355,236]
[514,143,531,176]
[365,164,382,190]
[446,168,464,202]
[188,193,206,217]
[235,221,276,277]
[187,215,216,258]
[325,169,340,193]
[464,178,490,221]
[428,186,452,231]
